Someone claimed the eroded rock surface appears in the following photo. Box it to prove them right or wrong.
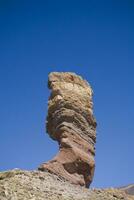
[0,170,133,200]
[38,72,97,188]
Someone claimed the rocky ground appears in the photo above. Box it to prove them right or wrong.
[0,169,133,200]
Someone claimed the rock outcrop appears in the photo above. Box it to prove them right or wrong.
[0,72,133,200]
[38,72,97,188]
[0,170,133,200]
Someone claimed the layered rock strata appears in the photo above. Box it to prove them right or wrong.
[38,72,97,188]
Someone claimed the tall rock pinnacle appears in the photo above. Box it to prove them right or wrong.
[38,72,97,188]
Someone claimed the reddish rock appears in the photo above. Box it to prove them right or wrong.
[38,72,97,188]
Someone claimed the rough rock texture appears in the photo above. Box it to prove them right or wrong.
[0,170,133,200]
[38,72,97,188]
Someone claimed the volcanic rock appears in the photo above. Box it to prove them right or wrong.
[38,72,97,188]
[0,169,133,200]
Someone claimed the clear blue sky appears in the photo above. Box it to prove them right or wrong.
[0,0,133,188]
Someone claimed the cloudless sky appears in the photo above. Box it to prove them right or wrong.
[0,0,134,188]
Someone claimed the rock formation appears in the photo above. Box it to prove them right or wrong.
[0,72,133,200]
[38,72,97,188]
[0,170,133,200]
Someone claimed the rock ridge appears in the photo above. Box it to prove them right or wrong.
[0,170,133,200]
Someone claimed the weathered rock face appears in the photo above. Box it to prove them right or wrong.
[38,72,97,188]
[0,170,133,200]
